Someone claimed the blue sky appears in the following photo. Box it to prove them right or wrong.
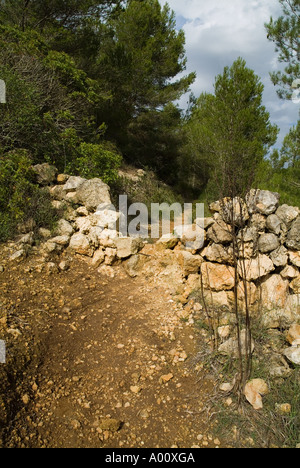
[159,0,299,148]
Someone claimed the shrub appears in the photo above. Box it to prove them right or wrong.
[70,142,122,184]
[0,150,57,241]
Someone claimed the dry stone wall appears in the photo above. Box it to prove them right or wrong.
[8,165,300,341]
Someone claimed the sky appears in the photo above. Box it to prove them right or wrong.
[159,0,299,148]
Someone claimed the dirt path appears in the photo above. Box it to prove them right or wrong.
[0,254,222,448]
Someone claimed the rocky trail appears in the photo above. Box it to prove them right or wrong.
[0,253,222,449]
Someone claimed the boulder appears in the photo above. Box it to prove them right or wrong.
[207,219,232,244]
[276,204,299,225]
[115,237,144,259]
[238,254,274,281]
[174,224,205,250]
[270,246,288,267]
[156,233,179,250]
[49,235,70,247]
[266,214,282,235]
[75,178,111,212]
[286,217,300,250]
[258,233,280,253]
[219,197,249,226]
[94,205,122,230]
[260,274,290,311]
[280,265,299,279]
[175,251,203,276]
[63,176,86,193]
[246,189,280,215]
[69,233,93,257]
[218,329,255,358]
[33,163,57,186]
[290,275,300,293]
[289,251,300,268]
[56,219,74,237]
[201,262,235,291]
[202,243,233,264]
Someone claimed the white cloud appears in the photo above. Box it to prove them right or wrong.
[160,0,299,147]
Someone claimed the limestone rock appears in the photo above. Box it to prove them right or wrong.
[91,249,105,267]
[207,219,232,244]
[156,233,179,250]
[56,219,74,237]
[56,174,69,185]
[289,251,300,268]
[286,324,300,345]
[250,213,267,231]
[270,246,288,267]
[49,235,70,247]
[258,233,280,253]
[218,329,254,358]
[201,262,235,291]
[260,274,290,311]
[195,217,214,230]
[290,275,300,293]
[276,204,299,225]
[202,243,233,264]
[75,178,111,212]
[238,254,274,281]
[244,379,269,410]
[280,265,299,279]
[246,189,280,215]
[174,224,205,250]
[219,197,249,226]
[75,217,92,234]
[115,237,144,259]
[286,217,300,250]
[63,176,86,193]
[266,214,282,235]
[94,205,123,230]
[99,229,118,248]
[176,251,203,276]
[283,345,300,366]
[69,233,93,257]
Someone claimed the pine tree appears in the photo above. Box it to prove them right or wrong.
[182,58,279,200]
[265,0,300,100]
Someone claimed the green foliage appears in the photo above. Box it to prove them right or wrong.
[70,142,122,184]
[256,121,300,207]
[181,58,279,201]
[97,0,195,167]
[111,169,183,213]
[265,0,300,100]
[0,150,57,241]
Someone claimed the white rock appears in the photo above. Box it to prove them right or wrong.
[244,379,269,410]
[56,219,74,237]
[283,345,300,366]
[276,204,299,225]
[238,254,274,281]
[246,189,280,215]
[63,176,86,193]
[75,178,111,212]
[49,235,70,246]
[115,237,144,259]
[69,233,93,257]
